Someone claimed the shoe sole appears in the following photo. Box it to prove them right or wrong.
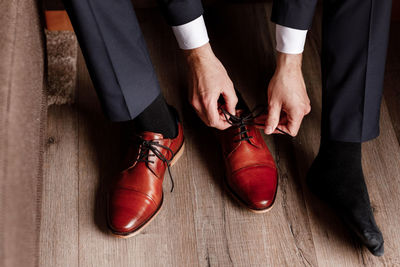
[107,141,185,238]
[223,174,278,214]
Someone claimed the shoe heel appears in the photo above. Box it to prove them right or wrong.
[170,142,185,166]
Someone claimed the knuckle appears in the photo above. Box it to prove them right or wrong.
[190,96,198,104]
[210,123,220,129]
[269,115,279,122]
[233,95,239,104]
[218,126,228,130]
[267,112,279,121]
[224,79,234,87]
[267,119,279,127]
[191,100,200,110]
[208,118,217,127]
[206,122,214,127]
[202,96,213,106]
[305,105,311,114]
[213,124,223,130]
[269,102,280,110]
[289,128,299,137]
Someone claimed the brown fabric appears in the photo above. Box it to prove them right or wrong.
[45,11,73,31]
[45,30,77,105]
[0,0,46,266]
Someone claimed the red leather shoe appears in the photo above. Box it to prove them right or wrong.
[218,109,278,213]
[107,123,184,238]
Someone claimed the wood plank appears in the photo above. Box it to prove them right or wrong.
[0,1,46,267]
[39,105,79,267]
[75,50,132,267]
[40,3,400,267]
[140,11,202,267]
[359,103,400,266]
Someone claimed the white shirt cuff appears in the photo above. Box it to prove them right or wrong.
[172,15,209,50]
[275,24,308,54]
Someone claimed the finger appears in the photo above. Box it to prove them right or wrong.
[265,102,282,134]
[272,124,290,135]
[190,97,201,113]
[285,110,304,136]
[191,97,217,128]
[254,114,267,129]
[205,97,230,130]
[221,87,238,115]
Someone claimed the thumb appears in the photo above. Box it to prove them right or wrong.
[222,88,238,116]
[265,102,281,134]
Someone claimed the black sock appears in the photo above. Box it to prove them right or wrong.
[132,94,178,139]
[306,140,384,256]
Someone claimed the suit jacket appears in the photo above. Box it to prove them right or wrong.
[157,0,204,26]
[271,0,318,30]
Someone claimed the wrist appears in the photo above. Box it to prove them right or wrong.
[183,43,214,64]
[276,52,302,72]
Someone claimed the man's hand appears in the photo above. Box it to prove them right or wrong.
[265,52,311,136]
[184,43,238,130]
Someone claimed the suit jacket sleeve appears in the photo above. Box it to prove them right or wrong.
[157,0,204,26]
[271,0,318,30]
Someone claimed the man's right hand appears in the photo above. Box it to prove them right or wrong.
[184,43,238,130]
[264,52,311,136]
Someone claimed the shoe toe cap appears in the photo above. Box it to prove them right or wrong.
[108,189,159,234]
[362,230,384,256]
[230,165,277,210]
[249,199,271,210]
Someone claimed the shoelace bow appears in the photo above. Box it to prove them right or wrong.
[219,105,291,144]
[135,138,175,192]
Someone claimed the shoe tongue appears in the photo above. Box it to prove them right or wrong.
[140,131,164,141]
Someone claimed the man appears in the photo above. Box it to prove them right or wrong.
[181,0,391,257]
[62,0,278,241]
[63,0,390,257]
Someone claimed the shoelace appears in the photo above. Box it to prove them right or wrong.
[219,105,292,142]
[132,106,289,193]
[135,138,175,192]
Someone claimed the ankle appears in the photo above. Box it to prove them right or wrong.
[319,140,361,157]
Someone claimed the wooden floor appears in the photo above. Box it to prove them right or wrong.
[39,4,400,267]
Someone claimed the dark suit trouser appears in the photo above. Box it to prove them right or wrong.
[272,0,392,142]
[62,0,202,121]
